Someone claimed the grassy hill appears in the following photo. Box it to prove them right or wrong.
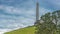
[4,26,35,34]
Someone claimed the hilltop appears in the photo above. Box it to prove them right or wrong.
[4,26,35,34]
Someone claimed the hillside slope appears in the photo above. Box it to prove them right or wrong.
[4,26,35,34]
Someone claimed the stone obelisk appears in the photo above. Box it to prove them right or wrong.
[36,0,39,21]
[35,0,40,25]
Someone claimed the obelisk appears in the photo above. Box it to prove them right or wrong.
[36,0,39,21]
[35,0,40,25]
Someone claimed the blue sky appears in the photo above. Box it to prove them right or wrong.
[0,0,60,34]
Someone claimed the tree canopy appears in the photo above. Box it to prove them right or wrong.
[35,10,60,34]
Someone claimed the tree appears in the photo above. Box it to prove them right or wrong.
[35,10,60,34]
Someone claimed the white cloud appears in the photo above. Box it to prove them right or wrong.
[0,29,11,34]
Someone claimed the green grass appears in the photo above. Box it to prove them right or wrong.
[4,26,35,34]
